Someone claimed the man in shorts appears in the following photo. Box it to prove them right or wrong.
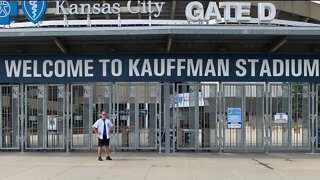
[92,110,113,161]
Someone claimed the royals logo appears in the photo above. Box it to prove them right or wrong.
[22,0,47,24]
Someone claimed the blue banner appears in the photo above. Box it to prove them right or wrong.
[0,53,319,83]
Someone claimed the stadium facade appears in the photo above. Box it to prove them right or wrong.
[0,0,320,153]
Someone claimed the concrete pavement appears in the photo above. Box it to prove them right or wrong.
[0,152,319,180]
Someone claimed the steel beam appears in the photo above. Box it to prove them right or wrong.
[53,37,68,54]
[268,36,287,54]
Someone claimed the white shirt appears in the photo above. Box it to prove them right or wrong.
[92,118,113,139]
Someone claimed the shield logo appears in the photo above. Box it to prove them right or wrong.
[22,0,47,24]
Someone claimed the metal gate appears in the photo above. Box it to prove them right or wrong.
[159,83,176,153]
[175,83,199,150]
[0,85,20,150]
[174,83,219,151]
[91,84,113,149]
[25,85,65,150]
[316,84,320,151]
[268,83,311,152]
[198,83,219,151]
[115,83,159,150]
[2,82,315,152]
[222,83,265,152]
[71,84,92,149]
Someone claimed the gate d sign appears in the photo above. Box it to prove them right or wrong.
[185,1,276,23]
[22,0,47,24]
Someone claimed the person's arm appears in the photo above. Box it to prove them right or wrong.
[108,121,113,135]
[92,122,101,135]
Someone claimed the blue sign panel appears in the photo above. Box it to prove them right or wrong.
[0,54,320,83]
[22,0,47,24]
[227,108,242,129]
[0,0,18,25]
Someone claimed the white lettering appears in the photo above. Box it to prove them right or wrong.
[101,3,111,14]
[187,59,202,76]
[141,59,153,76]
[43,60,53,77]
[80,4,91,14]
[304,59,319,76]
[236,59,246,77]
[55,60,65,78]
[141,1,147,13]
[69,4,79,15]
[111,59,122,76]
[154,2,165,18]
[154,59,165,76]
[167,59,175,76]
[236,2,251,21]
[186,2,276,23]
[129,59,140,76]
[286,59,290,76]
[260,60,271,77]
[99,59,110,77]
[5,60,21,77]
[186,1,204,21]
[218,59,229,76]
[204,59,216,76]
[127,1,139,14]
[177,59,186,76]
[68,60,83,77]
[55,1,67,15]
[204,2,222,21]
[291,59,302,77]
[23,60,32,77]
[84,60,94,77]
[219,2,237,22]
[273,59,284,77]
[147,1,154,15]
[33,60,41,77]
[112,3,120,14]
[258,3,276,21]
[248,59,258,76]
[92,3,101,15]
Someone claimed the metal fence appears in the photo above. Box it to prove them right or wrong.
[0,82,318,152]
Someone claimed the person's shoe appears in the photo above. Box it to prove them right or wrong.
[106,156,112,160]
[98,156,103,161]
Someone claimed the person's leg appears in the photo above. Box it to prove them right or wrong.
[98,146,102,156]
[97,138,103,161]
[105,139,112,160]
[106,146,110,156]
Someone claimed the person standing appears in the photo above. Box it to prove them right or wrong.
[92,110,113,161]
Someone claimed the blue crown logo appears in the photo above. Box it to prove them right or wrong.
[22,0,47,24]
[0,0,18,25]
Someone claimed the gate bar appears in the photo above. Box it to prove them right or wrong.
[311,83,315,153]
[66,84,70,153]
[164,83,170,153]
[21,84,24,152]
[265,85,269,153]
[0,86,2,149]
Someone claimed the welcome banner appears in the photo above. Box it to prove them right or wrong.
[0,54,319,83]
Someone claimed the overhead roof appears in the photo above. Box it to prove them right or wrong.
[0,1,319,55]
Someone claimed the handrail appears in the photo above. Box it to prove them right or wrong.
[1,19,319,29]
